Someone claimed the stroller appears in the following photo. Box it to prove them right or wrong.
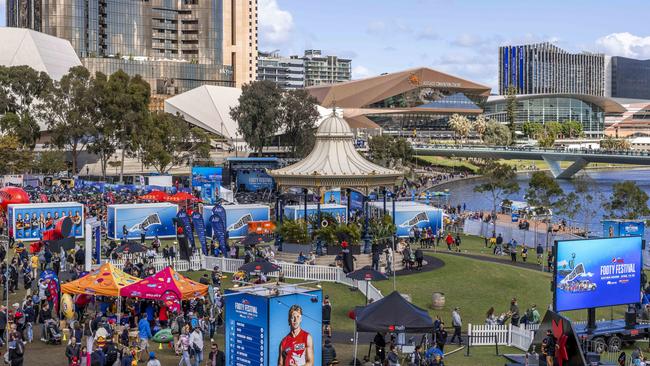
[42,319,62,345]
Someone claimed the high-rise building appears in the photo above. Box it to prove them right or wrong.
[301,50,351,87]
[222,0,258,87]
[608,56,650,100]
[256,51,305,89]
[498,43,605,96]
[6,0,257,99]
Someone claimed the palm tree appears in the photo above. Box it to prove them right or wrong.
[448,114,471,143]
[474,114,488,142]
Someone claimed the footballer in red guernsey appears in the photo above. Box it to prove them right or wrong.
[278,305,314,366]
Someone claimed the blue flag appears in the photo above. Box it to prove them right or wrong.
[192,211,207,255]
[177,210,195,249]
[210,213,227,257]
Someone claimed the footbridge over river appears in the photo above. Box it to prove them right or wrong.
[413,144,650,178]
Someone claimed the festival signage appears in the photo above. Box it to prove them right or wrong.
[225,292,269,366]
[204,204,270,239]
[603,220,645,238]
[369,201,444,237]
[8,202,84,241]
[554,236,643,312]
[191,167,222,205]
[210,205,228,256]
[177,210,195,249]
[192,211,207,255]
[283,204,347,224]
[106,203,177,240]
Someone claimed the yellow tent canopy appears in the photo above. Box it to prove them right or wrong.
[61,262,141,297]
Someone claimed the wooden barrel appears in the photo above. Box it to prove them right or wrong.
[432,292,445,310]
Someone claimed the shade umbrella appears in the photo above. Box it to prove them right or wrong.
[166,192,199,203]
[347,266,388,305]
[238,259,281,275]
[239,233,274,246]
[138,190,168,202]
[114,241,148,254]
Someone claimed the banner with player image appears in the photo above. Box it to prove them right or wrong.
[268,290,322,366]
[8,203,84,241]
[554,236,643,312]
[106,203,178,240]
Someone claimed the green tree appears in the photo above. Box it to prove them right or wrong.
[483,120,512,146]
[0,65,52,148]
[279,89,319,157]
[0,135,33,174]
[87,72,118,179]
[505,85,518,144]
[603,181,650,220]
[600,136,631,151]
[41,66,96,174]
[561,120,583,139]
[474,161,519,234]
[230,80,283,154]
[545,121,563,139]
[521,121,543,139]
[32,150,67,174]
[368,135,413,168]
[140,112,211,173]
[525,171,564,217]
[560,175,600,235]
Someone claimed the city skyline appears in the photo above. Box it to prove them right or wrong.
[256,0,650,90]
[2,0,650,90]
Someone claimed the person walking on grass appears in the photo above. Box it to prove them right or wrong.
[445,233,454,251]
[450,307,463,345]
[454,234,461,253]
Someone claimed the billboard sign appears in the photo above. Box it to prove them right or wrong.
[554,236,643,312]
[8,203,84,241]
[204,204,271,239]
[225,292,268,366]
[107,203,178,240]
[191,167,222,205]
[603,220,645,238]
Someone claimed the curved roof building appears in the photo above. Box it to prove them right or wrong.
[307,67,491,136]
[484,93,626,137]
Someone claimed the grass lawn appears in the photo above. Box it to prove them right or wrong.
[416,156,480,173]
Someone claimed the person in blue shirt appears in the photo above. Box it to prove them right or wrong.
[138,317,153,362]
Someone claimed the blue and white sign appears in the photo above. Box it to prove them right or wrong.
[603,220,645,238]
[106,203,178,240]
[191,167,222,205]
[555,236,643,312]
[283,204,347,224]
[204,204,271,239]
[8,202,84,241]
[369,201,444,237]
[225,292,268,366]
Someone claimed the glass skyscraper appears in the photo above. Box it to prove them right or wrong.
[7,0,258,101]
[499,43,605,97]
[610,56,650,100]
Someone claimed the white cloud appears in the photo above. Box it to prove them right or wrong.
[258,0,294,46]
[416,27,439,41]
[352,65,372,79]
[595,32,650,59]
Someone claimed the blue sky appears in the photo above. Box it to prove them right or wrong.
[2,0,649,91]
[259,0,650,90]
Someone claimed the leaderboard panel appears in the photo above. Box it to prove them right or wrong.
[226,292,268,366]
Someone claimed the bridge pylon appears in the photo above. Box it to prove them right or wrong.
[541,156,588,179]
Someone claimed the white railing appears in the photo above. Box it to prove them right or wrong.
[467,323,537,350]
[106,253,204,272]
[203,256,384,301]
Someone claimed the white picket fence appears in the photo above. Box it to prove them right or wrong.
[108,254,384,302]
[204,256,384,302]
[467,323,538,351]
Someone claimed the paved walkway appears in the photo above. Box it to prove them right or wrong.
[432,249,547,272]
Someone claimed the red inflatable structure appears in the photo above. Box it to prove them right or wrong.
[0,186,30,211]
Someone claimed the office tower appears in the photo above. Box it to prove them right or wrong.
[257,51,305,89]
[608,56,650,100]
[498,43,605,96]
[222,0,258,87]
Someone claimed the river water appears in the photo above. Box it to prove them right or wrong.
[437,168,650,237]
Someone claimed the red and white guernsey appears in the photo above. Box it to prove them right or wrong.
[280,329,309,366]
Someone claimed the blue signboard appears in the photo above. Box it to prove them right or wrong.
[8,203,84,241]
[394,208,443,237]
[192,211,207,255]
[554,236,642,312]
[204,204,270,239]
[191,167,222,205]
[322,190,341,205]
[511,213,520,223]
[225,292,269,366]
[603,220,645,238]
[107,203,177,240]
[236,170,274,192]
[349,191,364,212]
[268,291,322,366]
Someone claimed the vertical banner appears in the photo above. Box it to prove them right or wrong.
[192,211,207,255]
[177,210,195,250]
[211,204,228,256]
[94,226,101,265]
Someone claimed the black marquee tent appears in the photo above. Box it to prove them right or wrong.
[355,291,435,332]
[352,291,435,360]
